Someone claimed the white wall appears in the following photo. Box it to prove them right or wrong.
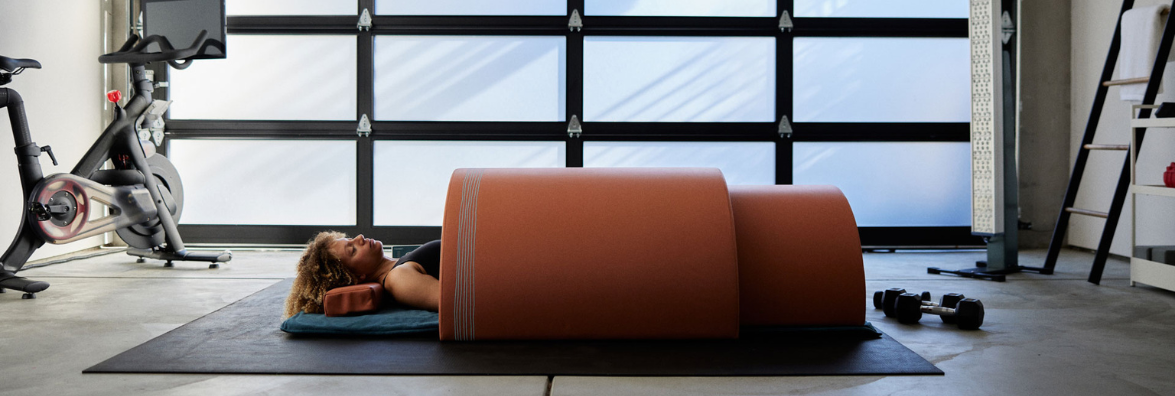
[0,1,106,262]
[1071,0,1175,254]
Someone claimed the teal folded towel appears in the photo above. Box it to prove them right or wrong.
[281,306,438,336]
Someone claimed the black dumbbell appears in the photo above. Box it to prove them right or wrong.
[874,289,974,326]
[894,292,985,330]
[901,291,969,324]
[936,293,966,324]
[878,288,905,317]
[873,288,933,317]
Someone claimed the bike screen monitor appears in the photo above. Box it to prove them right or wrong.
[141,0,226,59]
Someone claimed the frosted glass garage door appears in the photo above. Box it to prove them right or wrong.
[794,0,968,18]
[373,141,565,226]
[169,139,357,225]
[584,37,775,122]
[793,142,970,226]
[376,0,565,15]
[585,0,774,16]
[169,35,357,121]
[374,36,566,122]
[584,142,774,185]
[794,37,970,123]
[227,1,357,15]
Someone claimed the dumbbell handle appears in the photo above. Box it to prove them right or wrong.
[920,305,956,316]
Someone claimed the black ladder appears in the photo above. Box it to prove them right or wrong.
[1043,0,1175,284]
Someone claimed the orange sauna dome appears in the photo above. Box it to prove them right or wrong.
[438,168,863,341]
[729,185,864,327]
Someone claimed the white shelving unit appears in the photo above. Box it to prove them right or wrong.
[1128,105,1175,291]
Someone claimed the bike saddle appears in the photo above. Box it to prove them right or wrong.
[0,56,41,73]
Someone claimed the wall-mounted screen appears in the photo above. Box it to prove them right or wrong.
[142,0,227,59]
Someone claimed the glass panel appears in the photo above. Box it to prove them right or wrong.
[169,35,357,121]
[374,36,566,121]
[586,0,774,17]
[584,37,774,122]
[584,142,774,185]
[795,0,968,18]
[794,37,970,123]
[169,139,356,225]
[373,141,565,226]
[227,0,357,16]
[793,142,970,226]
[376,0,564,15]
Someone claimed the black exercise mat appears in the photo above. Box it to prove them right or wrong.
[85,279,942,376]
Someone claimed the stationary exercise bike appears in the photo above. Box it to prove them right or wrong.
[0,31,231,298]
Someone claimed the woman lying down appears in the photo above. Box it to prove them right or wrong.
[284,231,440,318]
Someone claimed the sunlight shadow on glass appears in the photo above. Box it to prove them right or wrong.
[171,140,357,225]
[584,37,774,122]
[169,35,358,121]
[794,142,971,226]
[794,37,970,123]
[373,141,566,226]
[374,36,565,122]
[586,0,774,17]
[228,0,356,16]
[794,0,967,18]
[584,142,775,185]
[376,0,565,16]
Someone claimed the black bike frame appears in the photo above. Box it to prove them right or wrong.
[1,63,185,273]
[0,84,45,272]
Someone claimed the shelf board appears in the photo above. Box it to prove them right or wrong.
[1132,184,1175,197]
[1131,257,1175,292]
[1130,117,1175,128]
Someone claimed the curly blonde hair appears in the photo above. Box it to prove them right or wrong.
[284,231,356,318]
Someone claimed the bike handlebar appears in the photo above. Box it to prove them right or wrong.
[98,30,215,69]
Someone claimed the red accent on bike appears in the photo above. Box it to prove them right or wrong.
[106,90,122,103]
[1165,162,1175,188]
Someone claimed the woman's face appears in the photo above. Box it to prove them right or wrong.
[330,234,385,281]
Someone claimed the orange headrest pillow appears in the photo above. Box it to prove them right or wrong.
[323,283,384,317]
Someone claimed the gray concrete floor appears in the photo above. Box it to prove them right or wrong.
[1,247,1173,395]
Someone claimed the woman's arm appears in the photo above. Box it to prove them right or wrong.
[383,262,440,311]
